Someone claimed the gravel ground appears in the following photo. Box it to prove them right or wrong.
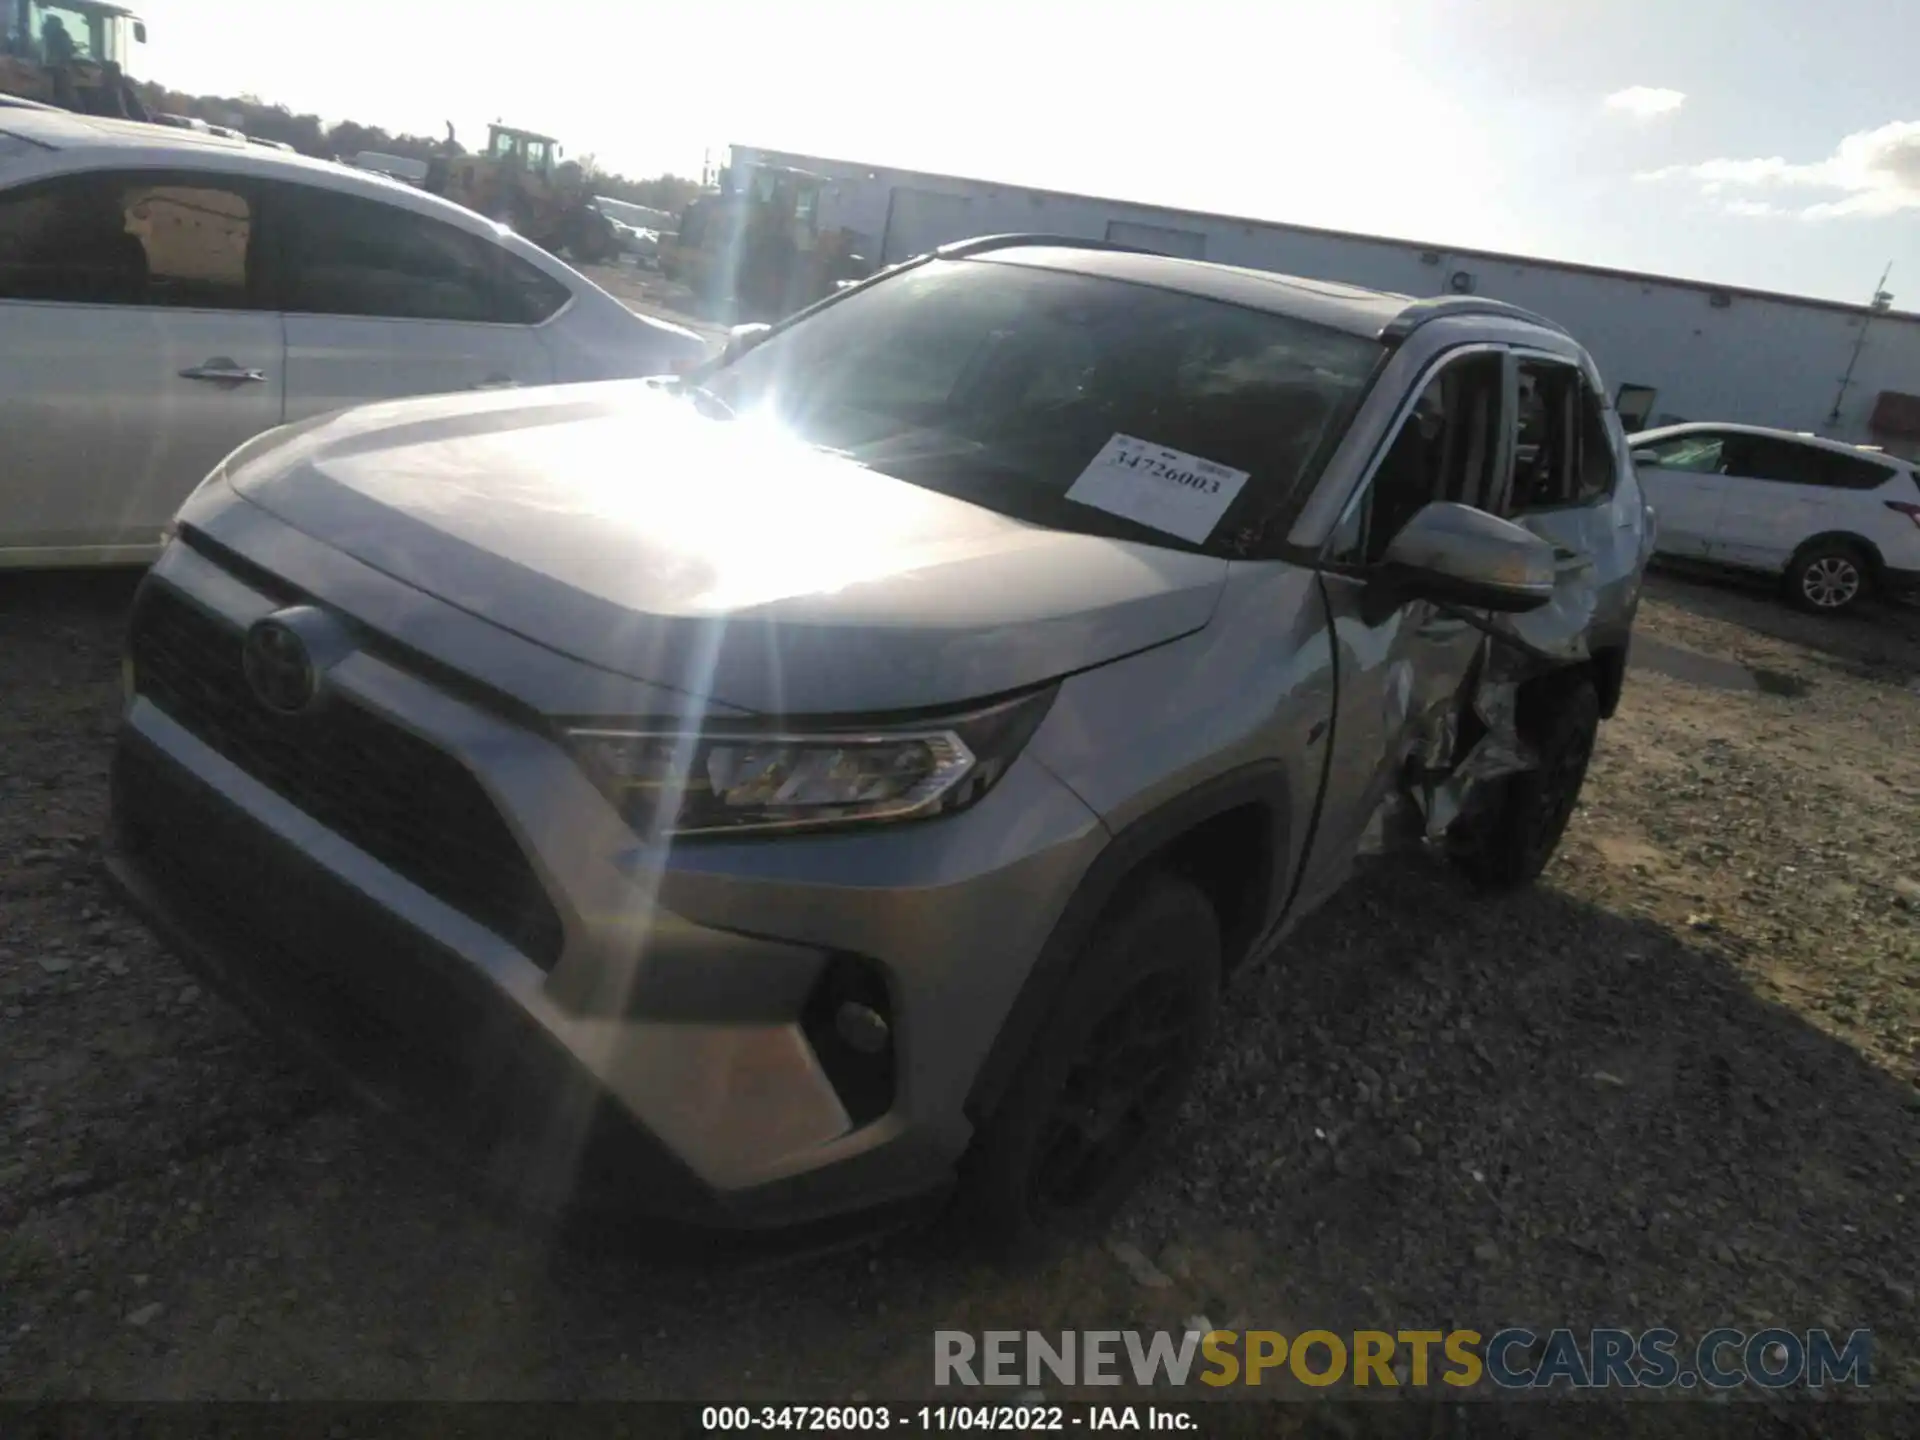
[1,566,1916,1407]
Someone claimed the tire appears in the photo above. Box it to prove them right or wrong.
[1447,674,1600,890]
[959,874,1221,1254]
[1784,541,1872,615]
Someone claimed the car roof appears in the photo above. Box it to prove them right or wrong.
[970,244,1408,337]
[0,107,510,243]
[1632,420,1913,467]
[958,240,1572,344]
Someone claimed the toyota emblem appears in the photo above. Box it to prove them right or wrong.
[242,618,317,715]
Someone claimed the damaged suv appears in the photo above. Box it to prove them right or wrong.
[107,237,1653,1243]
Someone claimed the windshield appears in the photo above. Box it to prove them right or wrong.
[704,258,1382,555]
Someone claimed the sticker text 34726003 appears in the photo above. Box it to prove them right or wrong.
[1064,433,1251,544]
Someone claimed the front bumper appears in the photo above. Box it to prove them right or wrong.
[106,519,1108,1229]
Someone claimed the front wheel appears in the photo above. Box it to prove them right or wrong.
[1785,542,1872,615]
[960,874,1221,1253]
[1447,674,1600,890]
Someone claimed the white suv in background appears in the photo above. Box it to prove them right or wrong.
[1631,422,1920,615]
[0,108,704,569]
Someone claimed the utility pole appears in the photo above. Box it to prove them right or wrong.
[1829,259,1894,427]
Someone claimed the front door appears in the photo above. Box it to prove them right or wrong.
[264,181,554,423]
[0,170,283,560]
[1291,348,1507,915]
[1630,430,1730,558]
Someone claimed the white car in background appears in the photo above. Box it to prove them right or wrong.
[1631,422,1920,615]
[0,108,705,569]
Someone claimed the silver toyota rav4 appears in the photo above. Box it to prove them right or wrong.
[107,237,1654,1243]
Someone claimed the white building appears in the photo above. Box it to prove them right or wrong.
[731,143,1920,457]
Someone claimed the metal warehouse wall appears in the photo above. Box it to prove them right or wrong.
[735,146,1920,453]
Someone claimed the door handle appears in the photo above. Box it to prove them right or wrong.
[469,374,518,390]
[179,359,266,384]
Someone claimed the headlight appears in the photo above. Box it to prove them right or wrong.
[566,688,1056,837]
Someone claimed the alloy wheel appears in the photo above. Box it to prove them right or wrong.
[1801,556,1862,610]
[1028,971,1198,1215]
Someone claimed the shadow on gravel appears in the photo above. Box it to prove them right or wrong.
[1645,565,1920,688]
[0,568,141,637]
[1134,849,1920,1383]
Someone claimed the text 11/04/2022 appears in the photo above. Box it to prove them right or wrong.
[701,1405,1197,1431]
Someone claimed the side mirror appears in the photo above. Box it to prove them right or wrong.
[134,20,147,41]
[1377,502,1556,614]
[721,322,772,364]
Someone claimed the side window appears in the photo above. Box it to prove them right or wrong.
[1719,436,1894,490]
[272,186,569,324]
[1329,353,1503,565]
[1818,450,1899,490]
[1507,361,1617,511]
[1634,432,1724,472]
[1719,435,1827,486]
[0,171,256,309]
[1575,380,1619,503]
[1509,362,1578,511]
[1726,438,1892,491]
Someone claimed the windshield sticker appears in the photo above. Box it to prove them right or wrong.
[1064,434,1251,543]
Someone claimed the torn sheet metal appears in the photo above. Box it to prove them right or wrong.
[1415,659,1533,837]
[1365,595,1600,856]
[1490,533,1603,666]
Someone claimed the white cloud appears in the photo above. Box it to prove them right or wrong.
[1604,86,1686,119]
[1640,119,1920,219]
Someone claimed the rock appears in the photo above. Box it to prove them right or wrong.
[125,1302,163,1327]
[33,957,71,976]
[1686,914,1718,931]
[1473,1239,1502,1264]
[177,985,200,1006]
[1108,1239,1174,1288]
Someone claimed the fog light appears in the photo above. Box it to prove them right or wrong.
[801,955,896,1126]
[835,1001,890,1056]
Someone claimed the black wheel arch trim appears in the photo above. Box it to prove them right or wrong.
[964,761,1294,1129]
[1790,532,1884,576]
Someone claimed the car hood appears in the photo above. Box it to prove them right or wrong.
[224,382,1229,715]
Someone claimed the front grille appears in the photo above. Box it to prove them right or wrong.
[128,583,565,970]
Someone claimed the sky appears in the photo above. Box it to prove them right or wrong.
[140,0,1920,306]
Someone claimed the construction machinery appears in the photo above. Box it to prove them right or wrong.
[425,122,620,265]
[662,162,873,321]
[0,0,148,119]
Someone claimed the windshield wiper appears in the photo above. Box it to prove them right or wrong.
[653,374,736,421]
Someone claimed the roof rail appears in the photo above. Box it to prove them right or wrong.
[934,233,1151,260]
[1383,294,1571,339]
